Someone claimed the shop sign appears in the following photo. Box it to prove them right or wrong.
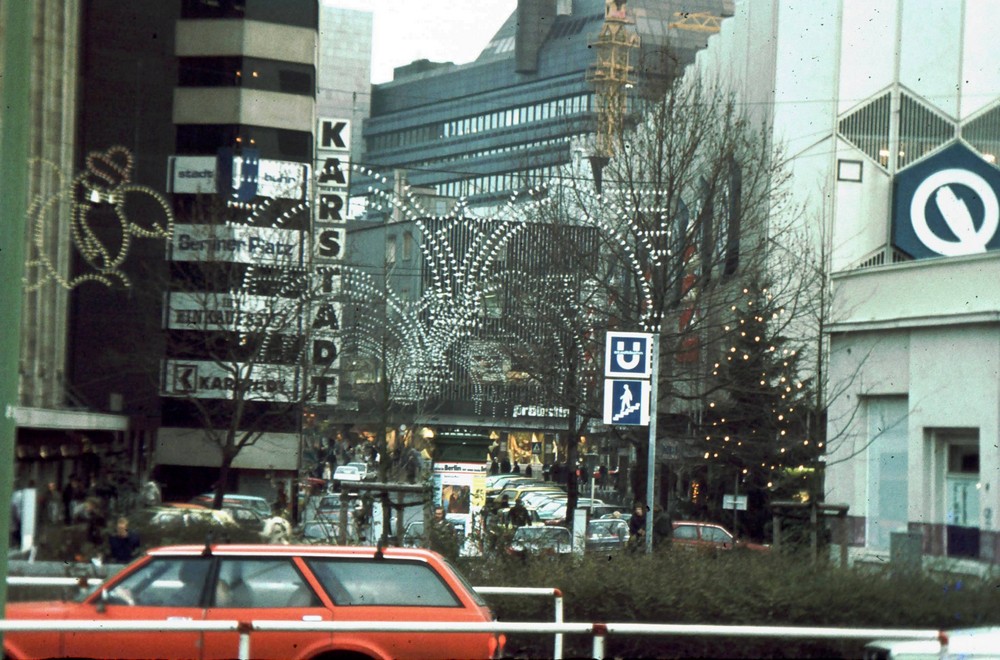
[168,156,217,194]
[168,155,308,200]
[162,359,299,402]
[165,292,294,332]
[169,224,303,265]
[892,143,1000,259]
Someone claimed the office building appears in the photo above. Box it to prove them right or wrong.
[689,0,1000,566]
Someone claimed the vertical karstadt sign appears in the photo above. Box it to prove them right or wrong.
[309,117,351,405]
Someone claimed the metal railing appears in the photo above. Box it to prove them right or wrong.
[5,577,567,658]
[0,618,942,660]
[473,586,564,658]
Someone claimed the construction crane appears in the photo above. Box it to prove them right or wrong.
[587,0,640,190]
[668,11,722,33]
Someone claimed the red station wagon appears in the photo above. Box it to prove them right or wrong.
[4,544,504,660]
[671,521,770,552]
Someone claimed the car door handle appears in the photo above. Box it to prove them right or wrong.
[302,615,323,621]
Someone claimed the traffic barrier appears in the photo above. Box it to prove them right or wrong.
[6,577,566,658]
[0,618,942,660]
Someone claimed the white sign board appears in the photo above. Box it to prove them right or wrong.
[165,292,296,332]
[162,359,299,402]
[169,224,303,265]
[722,494,748,511]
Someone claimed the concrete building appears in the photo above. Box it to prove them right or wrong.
[10,1,374,504]
[689,0,1000,565]
[358,0,733,214]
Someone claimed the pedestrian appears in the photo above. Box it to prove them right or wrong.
[509,495,530,527]
[627,501,647,552]
[41,481,63,525]
[107,516,141,563]
[84,497,107,550]
[524,464,533,478]
[63,475,86,523]
[652,503,674,547]
[499,454,511,474]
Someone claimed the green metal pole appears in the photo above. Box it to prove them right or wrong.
[0,0,33,623]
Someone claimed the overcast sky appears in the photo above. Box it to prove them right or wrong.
[324,0,518,84]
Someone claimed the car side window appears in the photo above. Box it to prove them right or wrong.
[109,557,210,607]
[306,558,462,607]
[673,525,698,540]
[214,558,320,608]
[702,526,732,544]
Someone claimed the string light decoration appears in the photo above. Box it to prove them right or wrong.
[341,164,609,412]
[696,280,820,511]
[24,146,175,290]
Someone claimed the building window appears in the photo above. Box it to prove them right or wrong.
[865,396,909,552]
[402,231,414,261]
[179,57,314,96]
[386,235,397,264]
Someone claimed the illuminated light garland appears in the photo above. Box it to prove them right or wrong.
[24,147,175,290]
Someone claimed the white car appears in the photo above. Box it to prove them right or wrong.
[332,465,362,482]
[346,461,375,480]
[864,626,1000,659]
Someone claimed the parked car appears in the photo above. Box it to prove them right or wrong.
[585,518,630,553]
[189,493,272,519]
[507,525,573,558]
[296,519,358,545]
[346,461,375,480]
[671,521,770,552]
[146,504,237,529]
[303,493,359,521]
[332,464,363,483]
[2,544,505,660]
[493,484,564,506]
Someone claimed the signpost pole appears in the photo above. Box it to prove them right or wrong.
[644,335,659,554]
[0,0,32,628]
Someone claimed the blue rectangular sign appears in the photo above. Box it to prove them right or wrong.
[603,378,650,426]
[605,331,654,378]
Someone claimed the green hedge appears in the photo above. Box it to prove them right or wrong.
[458,548,1000,659]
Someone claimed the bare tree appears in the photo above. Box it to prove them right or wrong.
[492,75,815,519]
[161,195,333,514]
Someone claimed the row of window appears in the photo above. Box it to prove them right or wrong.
[411,134,578,170]
[179,57,315,96]
[385,231,416,263]
[435,165,562,199]
[175,124,312,161]
[368,94,594,151]
[181,0,317,29]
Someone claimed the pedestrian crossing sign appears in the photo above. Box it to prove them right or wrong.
[603,378,650,426]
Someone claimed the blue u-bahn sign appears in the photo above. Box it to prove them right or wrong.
[892,143,1000,259]
[605,331,653,378]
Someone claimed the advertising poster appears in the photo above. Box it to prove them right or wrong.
[432,462,487,535]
